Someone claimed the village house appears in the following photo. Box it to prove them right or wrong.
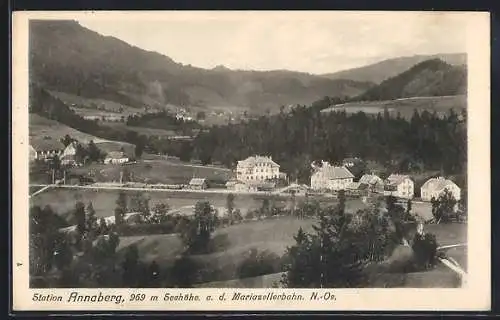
[420,177,461,202]
[103,151,130,164]
[236,155,281,182]
[310,161,354,191]
[29,138,65,162]
[384,174,414,199]
[188,178,208,190]
[358,174,385,193]
[60,142,79,166]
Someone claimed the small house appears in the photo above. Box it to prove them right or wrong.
[420,177,461,202]
[359,174,384,193]
[29,138,65,162]
[60,142,79,166]
[103,151,129,164]
[189,178,208,190]
[310,161,354,191]
[384,174,414,199]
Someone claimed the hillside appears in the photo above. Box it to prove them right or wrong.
[350,59,467,102]
[29,20,373,115]
[322,53,466,84]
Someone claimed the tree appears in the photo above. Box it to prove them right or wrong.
[169,254,200,287]
[61,134,74,147]
[150,203,170,224]
[260,198,271,218]
[98,217,109,235]
[135,141,144,159]
[85,201,98,238]
[431,189,458,223]
[178,201,217,254]
[116,192,128,213]
[75,201,86,238]
[196,111,206,121]
[226,193,235,224]
[122,244,140,287]
[281,199,369,288]
[87,140,102,163]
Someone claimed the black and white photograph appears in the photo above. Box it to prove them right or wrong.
[12,11,490,311]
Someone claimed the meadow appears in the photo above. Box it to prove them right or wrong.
[114,217,466,288]
[321,95,466,120]
[68,159,232,185]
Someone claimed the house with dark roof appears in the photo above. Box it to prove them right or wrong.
[310,161,354,191]
[384,174,414,199]
[29,138,65,162]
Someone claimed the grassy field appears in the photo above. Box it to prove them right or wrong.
[321,95,466,120]
[104,122,177,138]
[30,113,109,143]
[29,114,135,153]
[68,159,232,185]
[112,217,466,288]
[48,90,147,117]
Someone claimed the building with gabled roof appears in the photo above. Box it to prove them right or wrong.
[384,174,414,199]
[310,161,354,191]
[236,155,281,183]
[421,177,461,202]
[359,173,384,193]
[29,137,65,162]
[188,178,208,190]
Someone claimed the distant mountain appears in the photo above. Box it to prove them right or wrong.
[322,53,466,84]
[350,59,467,102]
[29,20,373,115]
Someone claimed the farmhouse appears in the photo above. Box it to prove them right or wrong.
[420,177,461,202]
[310,162,354,191]
[384,174,414,199]
[359,174,384,193]
[189,178,208,190]
[103,151,129,164]
[236,155,281,182]
[60,142,79,166]
[29,138,65,162]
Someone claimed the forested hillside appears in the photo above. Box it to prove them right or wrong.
[29,20,373,114]
[190,104,467,183]
[351,59,467,102]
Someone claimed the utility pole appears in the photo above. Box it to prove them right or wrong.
[320,236,324,289]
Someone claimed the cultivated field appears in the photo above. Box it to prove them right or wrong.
[321,95,466,120]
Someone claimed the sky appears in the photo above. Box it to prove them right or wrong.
[77,11,468,75]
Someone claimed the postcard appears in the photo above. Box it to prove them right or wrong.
[12,10,490,312]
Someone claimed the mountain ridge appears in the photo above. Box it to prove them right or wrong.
[321,53,467,84]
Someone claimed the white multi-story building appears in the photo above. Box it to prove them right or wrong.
[420,177,461,202]
[384,174,414,199]
[310,161,354,191]
[236,155,280,182]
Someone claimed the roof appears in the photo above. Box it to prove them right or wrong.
[359,174,383,185]
[237,155,280,167]
[105,151,128,159]
[422,177,459,192]
[386,174,412,186]
[30,138,65,152]
[313,165,354,180]
[189,178,207,185]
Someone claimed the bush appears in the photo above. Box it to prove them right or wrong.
[237,248,283,279]
[412,232,438,270]
[117,221,177,236]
